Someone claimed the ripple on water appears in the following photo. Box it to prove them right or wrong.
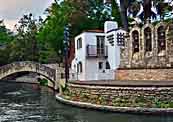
[5,109,22,115]
[5,91,22,95]
[27,115,42,119]
[0,102,8,106]
[8,103,23,107]
[1,82,173,122]
[0,110,24,121]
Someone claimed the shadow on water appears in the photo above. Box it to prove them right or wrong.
[0,81,173,122]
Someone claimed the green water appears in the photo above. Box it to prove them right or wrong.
[0,81,172,122]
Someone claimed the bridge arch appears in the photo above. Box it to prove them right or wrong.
[0,61,57,83]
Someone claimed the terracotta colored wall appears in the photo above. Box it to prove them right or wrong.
[116,69,173,81]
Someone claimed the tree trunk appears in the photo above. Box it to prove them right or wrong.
[119,0,128,31]
[143,0,152,23]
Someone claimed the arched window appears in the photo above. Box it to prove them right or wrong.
[77,62,82,73]
[157,26,166,53]
[105,61,110,69]
[144,27,152,52]
[132,30,139,53]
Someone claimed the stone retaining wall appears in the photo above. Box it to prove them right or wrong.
[116,68,173,81]
[63,83,173,108]
[56,95,173,114]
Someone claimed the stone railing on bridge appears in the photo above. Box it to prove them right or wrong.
[0,61,64,82]
[0,61,66,91]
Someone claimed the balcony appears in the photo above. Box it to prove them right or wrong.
[86,45,108,58]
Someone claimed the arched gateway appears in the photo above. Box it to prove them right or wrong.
[0,61,64,89]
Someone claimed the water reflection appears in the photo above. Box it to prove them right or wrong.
[0,81,173,122]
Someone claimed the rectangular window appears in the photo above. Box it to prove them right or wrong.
[96,36,105,56]
[77,64,79,73]
[77,37,82,49]
[98,62,103,70]
[117,33,125,46]
[79,62,82,73]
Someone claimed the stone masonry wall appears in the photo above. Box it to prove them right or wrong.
[63,83,173,108]
[116,68,173,81]
[120,22,173,69]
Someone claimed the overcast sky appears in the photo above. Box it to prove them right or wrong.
[0,0,53,30]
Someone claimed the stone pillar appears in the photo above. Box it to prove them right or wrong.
[54,69,60,91]
[55,67,66,94]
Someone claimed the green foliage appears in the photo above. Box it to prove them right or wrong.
[9,14,40,62]
[0,20,13,44]
[0,14,59,65]
[86,0,112,29]
[38,78,48,86]
[38,0,113,55]
[0,0,121,65]
[112,0,122,26]
[38,41,59,63]
[0,20,14,65]
[37,2,70,56]
[0,47,11,66]
[119,0,173,30]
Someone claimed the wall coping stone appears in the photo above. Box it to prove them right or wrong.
[56,94,173,115]
[68,83,173,90]
[118,67,173,70]
[69,81,173,87]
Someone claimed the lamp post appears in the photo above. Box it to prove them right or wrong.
[64,24,70,83]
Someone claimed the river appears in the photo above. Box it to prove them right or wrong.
[0,81,173,122]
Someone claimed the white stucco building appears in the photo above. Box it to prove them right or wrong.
[70,21,126,81]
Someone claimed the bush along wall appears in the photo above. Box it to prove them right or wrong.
[62,83,173,108]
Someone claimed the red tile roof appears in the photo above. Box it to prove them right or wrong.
[83,29,104,33]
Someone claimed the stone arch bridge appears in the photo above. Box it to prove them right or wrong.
[0,61,64,90]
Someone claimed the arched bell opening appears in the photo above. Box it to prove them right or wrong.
[144,27,152,52]
[157,26,166,56]
[132,30,140,54]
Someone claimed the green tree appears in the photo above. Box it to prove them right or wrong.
[0,20,13,44]
[86,0,112,29]
[119,0,173,30]
[37,2,70,57]
[38,0,113,57]
[112,0,122,26]
[0,46,11,66]
[154,0,172,20]
[10,13,40,61]
[0,20,14,65]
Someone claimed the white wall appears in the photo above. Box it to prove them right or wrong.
[73,33,86,80]
[105,29,126,70]
[84,32,105,45]
[71,31,115,81]
[70,21,125,81]
[85,59,112,80]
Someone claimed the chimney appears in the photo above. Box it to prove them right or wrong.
[104,21,118,33]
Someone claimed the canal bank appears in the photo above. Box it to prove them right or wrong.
[3,79,173,115]
[56,94,173,115]
[1,82,173,122]
[56,81,173,114]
